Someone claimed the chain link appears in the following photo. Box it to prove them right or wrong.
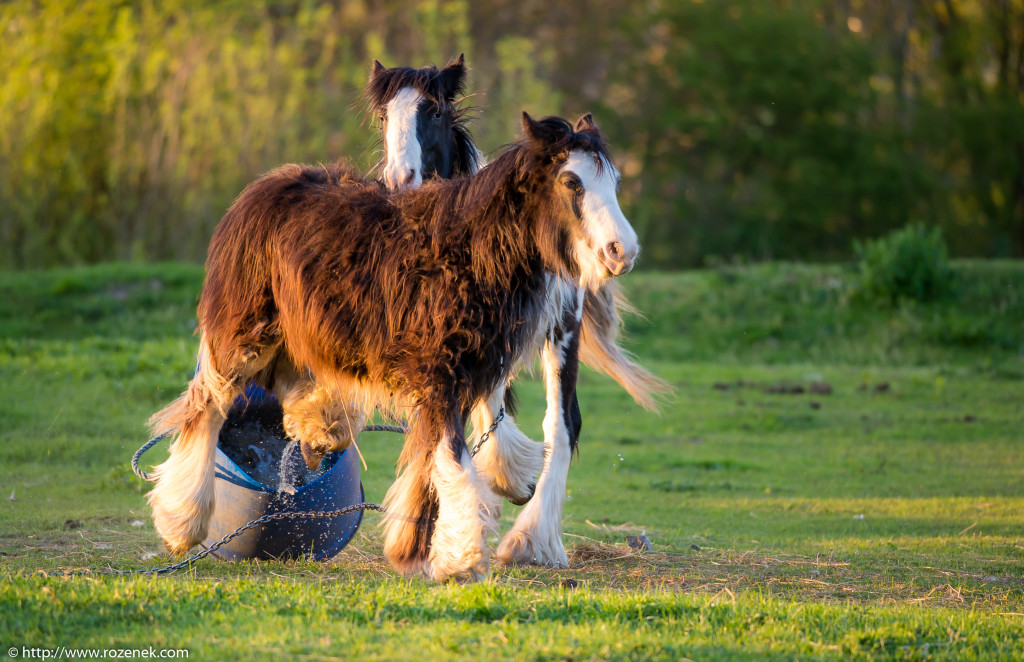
[471,406,505,456]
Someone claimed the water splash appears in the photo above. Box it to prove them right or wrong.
[219,412,331,491]
[278,440,304,495]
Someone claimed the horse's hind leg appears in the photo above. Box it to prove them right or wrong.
[146,338,245,556]
[273,360,366,471]
[384,401,499,581]
[496,300,582,568]
[470,383,544,506]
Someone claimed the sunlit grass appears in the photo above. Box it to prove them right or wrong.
[1,262,1022,659]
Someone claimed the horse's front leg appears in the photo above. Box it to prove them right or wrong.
[383,400,499,582]
[470,382,545,507]
[273,360,366,470]
[496,298,582,568]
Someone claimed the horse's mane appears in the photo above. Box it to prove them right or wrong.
[400,116,614,285]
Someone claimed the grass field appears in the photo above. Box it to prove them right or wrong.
[1,261,1023,660]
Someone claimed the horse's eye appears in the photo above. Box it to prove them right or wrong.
[564,179,581,193]
[433,111,442,120]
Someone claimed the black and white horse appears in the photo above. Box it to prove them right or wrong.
[365,54,482,189]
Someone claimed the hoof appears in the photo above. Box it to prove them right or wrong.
[147,472,214,558]
[496,527,568,568]
[300,440,325,471]
[502,482,536,507]
[150,503,208,558]
[475,433,544,506]
[386,553,432,578]
[431,564,488,584]
[427,546,490,583]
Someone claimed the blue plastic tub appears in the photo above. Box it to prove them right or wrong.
[201,384,365,561]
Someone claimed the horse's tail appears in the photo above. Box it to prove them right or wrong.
[147,342,232,440]
[580,281,672,412]
[146,338,238,556]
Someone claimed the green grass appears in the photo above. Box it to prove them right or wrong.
[2,261,1023,660]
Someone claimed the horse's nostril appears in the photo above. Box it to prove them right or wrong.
[599,241,637,276]
[403,169,416,185]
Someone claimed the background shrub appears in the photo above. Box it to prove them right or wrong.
[855,224,954,304]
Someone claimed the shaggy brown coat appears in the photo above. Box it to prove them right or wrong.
[178,115,610,570]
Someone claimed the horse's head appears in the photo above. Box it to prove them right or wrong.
[522,112,639,286]
[367,55,479,190]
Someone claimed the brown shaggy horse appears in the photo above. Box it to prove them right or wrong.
[366,58,669,568]
[147,113,641,580]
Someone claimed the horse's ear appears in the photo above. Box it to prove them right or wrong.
[522,112,569,146]
[371,59,386,79]
[522,112,541,141]
[439,53,466,99]
[575,113,597,132]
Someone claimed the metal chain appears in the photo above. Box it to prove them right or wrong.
[132,420,409,483]
[102,405,497,579]
[361,423,408,434]
[47,502,386,578]
[471,406,505,456]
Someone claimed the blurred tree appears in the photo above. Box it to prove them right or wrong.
[0,0,1019,268]
[595,0,935,267]
[824,0,1024,256]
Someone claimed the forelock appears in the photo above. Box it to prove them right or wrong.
[365,65,466,111]
[568,127,611,168]
[531,117,612,169]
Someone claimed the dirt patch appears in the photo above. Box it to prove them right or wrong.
[569,542,637,564]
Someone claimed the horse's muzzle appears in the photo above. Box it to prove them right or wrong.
[300,440,326,471]
[599,241,636,276]
[384,166,420,191]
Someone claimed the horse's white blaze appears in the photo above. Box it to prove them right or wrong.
[562,150,638,287]
[383,87,424,190]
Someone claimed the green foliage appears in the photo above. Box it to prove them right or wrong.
[100,464,148,493]
[599,0,936,267]
[0,0,474,268]
[0,0,1021,269]
[854,224,955,305]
